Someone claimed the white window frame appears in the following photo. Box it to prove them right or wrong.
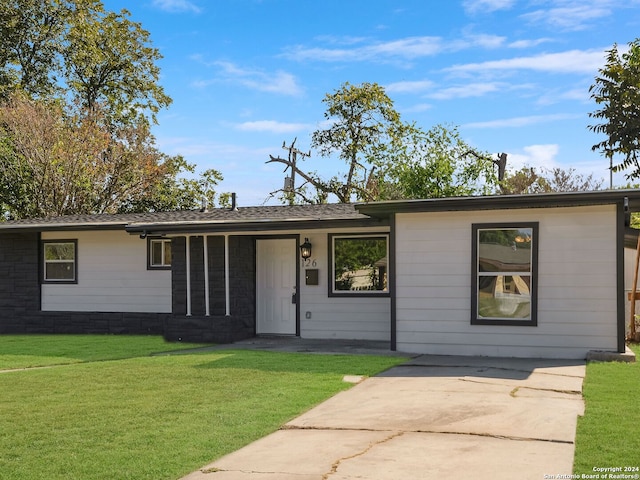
[42,240,77,284]
[148,238,171,269]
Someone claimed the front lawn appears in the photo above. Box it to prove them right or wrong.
[0,335,405,480]
[0,334,210,370]
[573,343,640,473]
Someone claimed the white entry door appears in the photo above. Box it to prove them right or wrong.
[256,238,297,335]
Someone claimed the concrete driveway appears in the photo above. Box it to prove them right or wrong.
[181,354,585,480]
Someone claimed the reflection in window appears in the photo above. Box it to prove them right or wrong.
[149,238,171,268]
[43,241,77,282]
[331,235,388,295]
[472,225,537,325]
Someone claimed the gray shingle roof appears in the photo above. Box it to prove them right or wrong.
[0,203,375,233]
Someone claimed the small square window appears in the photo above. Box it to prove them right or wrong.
[148,238,171,269]
[42,240,77,283]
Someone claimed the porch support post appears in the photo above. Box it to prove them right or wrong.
[186,235,192,316]
[203,234,210,316]
[224,234,231,316]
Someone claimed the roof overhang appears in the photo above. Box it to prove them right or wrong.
[124,217,386,236]
[356,189,640,218]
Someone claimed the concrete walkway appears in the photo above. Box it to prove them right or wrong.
[180,349,585,480]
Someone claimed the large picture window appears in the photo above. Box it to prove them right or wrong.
[148,238,171,269]
[42,240,77,283]
[329,233,389,296]
[471,223,538,326]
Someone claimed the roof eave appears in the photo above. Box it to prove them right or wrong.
[356,190,640,218]
[0,222,129,233]
[125,216,387,235]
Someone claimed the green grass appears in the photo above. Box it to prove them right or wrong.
[0,335,405,480]
[573,343,640,473]
[0,334,211,370]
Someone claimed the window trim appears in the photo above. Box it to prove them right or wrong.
[147,237,172,270]
[328,232,390,298]
[42,239,78,284]
[471,222,538,326]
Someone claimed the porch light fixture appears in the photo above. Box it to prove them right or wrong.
[300,238,312,259]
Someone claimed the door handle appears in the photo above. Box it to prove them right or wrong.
[291,292,297,304]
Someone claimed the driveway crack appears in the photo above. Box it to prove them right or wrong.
[321,430,404,480]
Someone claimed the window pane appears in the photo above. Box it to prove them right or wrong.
[478,228,532,273]
[334,237,387,292]
[45,262,75,280]
[151,241,163,265]
[44,243,75,261]
[163,241,172,266]
[478,275,531,319]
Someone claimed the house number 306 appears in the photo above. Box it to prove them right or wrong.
[303,258,317,267]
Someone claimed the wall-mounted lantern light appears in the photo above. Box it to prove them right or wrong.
[300,238,312,260]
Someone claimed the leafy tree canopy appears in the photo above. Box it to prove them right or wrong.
[589,38,640,180]
[0,0,170,125]
[373,124,498,200]
[0,2,224,219]
[0,93,222,219]
[269,82,498,204]
[499,166,603,195]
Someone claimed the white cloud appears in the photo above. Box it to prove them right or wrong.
[464,113,581,129]
[282,32,514,65]
[454,33,506,49]
[521,4,611,31]
[428,82,504,100]
[386,80,435,93]
[536,87,591,105]
[400,103,433,113]
[235,121,312,134]
[506,144,561,171]
[152,0,201,13]
[463,0,515,14]
[508,38,553,49]
[194,61,304,97]
[282,36,444,63]
[447,49,607,75]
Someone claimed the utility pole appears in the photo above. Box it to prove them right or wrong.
[282,138,310,204]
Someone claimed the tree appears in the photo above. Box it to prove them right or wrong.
[373,124,498,200]
[63,5,171,124]
[499,166,603,194]
[0,0,170,125]
[0,0,80,99]
[589,39,640,180]
[268,83,497,204]
[0,94,222,219]
[309,82,408,202]
[118,155,224,213]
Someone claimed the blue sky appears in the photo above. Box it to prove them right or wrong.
[103,0,640,205]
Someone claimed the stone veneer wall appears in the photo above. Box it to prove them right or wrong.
[0,232,256,341]
[165,235,256,343]
[0,232,169,334]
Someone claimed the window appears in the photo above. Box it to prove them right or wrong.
[42,240,77,283]
[329,233,389,296]
[471,223,538,326]
[148,238,171,269]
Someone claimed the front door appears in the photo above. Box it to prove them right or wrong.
[256,238,297,335]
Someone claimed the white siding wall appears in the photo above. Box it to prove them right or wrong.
[41,230,172,313]
[395,205,618,359]
[297,227,391,341]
